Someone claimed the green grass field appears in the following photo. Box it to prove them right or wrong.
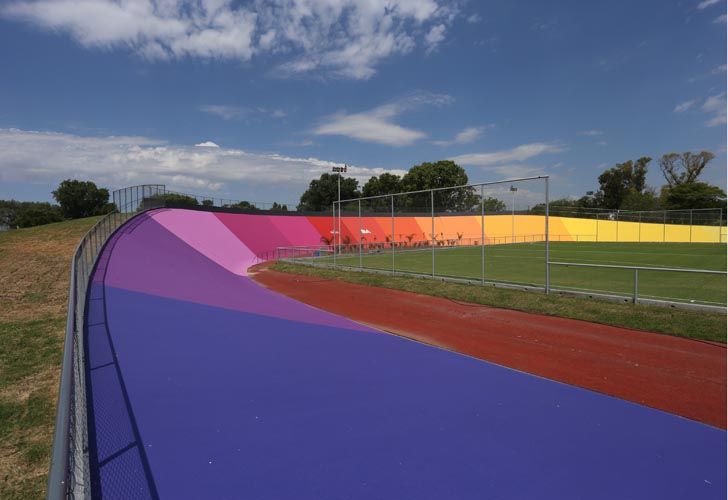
[308,242,727,306]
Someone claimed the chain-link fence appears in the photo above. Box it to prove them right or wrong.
[542,207,725,243]
[324,176,552,289]
[47,187,166,500]
[112,184,298,213]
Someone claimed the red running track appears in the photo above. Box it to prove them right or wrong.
[252,264,727,429]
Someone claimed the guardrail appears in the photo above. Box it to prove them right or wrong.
[547,261,727,308]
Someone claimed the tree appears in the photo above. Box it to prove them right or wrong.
[362,173,402,211]
[482,197,507,212]
[156,193,200,208]
[297,173,359,212]
[662,182,726,210]
[226,200,260,211]
[400,160,478,211]
[659,151,714,186]
[270,202,288,212]
[619,187,661,211]
[52,179,111,218]
[14,203,63,227]
[0,200,63,228]
[202,199,214,207]
[596,157,651,209]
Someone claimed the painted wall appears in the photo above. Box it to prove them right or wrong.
[149,209,726,275]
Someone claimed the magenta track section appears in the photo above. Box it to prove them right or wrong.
[83,209,726,499]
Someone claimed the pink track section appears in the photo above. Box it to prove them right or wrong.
[151,209,255,275]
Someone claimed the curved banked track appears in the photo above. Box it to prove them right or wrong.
[84,209,726,499]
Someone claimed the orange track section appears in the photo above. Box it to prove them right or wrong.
[251,264,727,429]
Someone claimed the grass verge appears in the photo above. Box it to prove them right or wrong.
[271,261,726,343]
[0,217,99,499]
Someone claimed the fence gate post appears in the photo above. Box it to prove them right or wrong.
[633,268,639,304]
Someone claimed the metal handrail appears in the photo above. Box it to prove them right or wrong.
[548,261,728,275]
[548,260,726,305]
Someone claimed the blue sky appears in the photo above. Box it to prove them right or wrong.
[0,0,725,207]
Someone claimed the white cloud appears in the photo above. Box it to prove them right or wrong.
[200,104,286,120]
[711,64,727,73]
[702,93,727,126]
[424,24,446,54]
[577,130,604,136]
[466,13,482,23]
[0,128,405,194]
[195,141,220,148]
[697,0,720,9]
[313,91,452,146]
[714,14,727,22]
[673,99,697,112]
[3,0,458,80]
[434,126,487,146]
[449,143,565,168]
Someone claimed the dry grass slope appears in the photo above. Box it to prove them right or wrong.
[0,217,99,500]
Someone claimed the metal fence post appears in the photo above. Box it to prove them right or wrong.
[332,202,336,267]
[719,208,723,243]
[431,190,435,277]
[689,209,693,243]
[633,268,639,304]
[481,184,485,285]
[545,177,550,293]
[616,210,619,242]
[638,212,642,242]
[391,195,395,275]
[358,199,362,269]
[663,210,666,243]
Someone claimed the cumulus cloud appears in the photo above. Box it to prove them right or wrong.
[434,126,487,146]
[702,93,726,126]
[313,91,453,146]
[697,0,720,9]
[2,0,458,80]
[0,128,405,195]
[449,143,565,168]
[673,99,697,112]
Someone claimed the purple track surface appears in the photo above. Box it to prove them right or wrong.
[84,210,726,499]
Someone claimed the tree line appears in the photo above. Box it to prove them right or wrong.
[1,180,113,229]
[297,152,725,214]
[532,151,725,214]
[297,160,506,213]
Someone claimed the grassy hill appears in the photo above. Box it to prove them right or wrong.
[0,217,99,499]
